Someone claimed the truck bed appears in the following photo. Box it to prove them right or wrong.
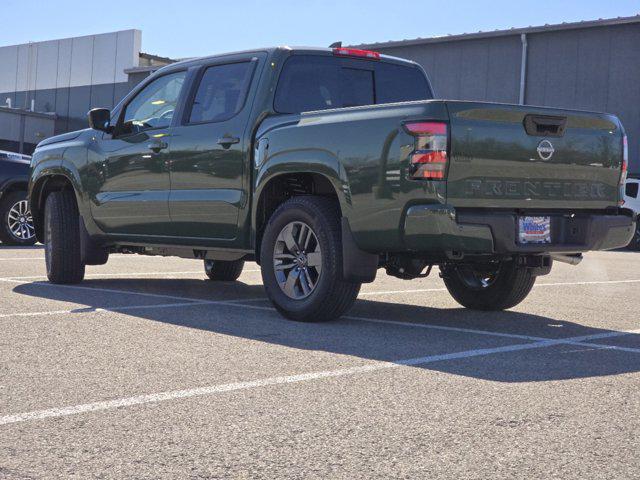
[260,99,627,252]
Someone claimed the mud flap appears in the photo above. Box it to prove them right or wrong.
[80,216,109,265]
[341,217,378,283]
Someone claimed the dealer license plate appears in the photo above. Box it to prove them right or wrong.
[518,216,551,244]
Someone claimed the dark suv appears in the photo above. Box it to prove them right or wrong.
[0,150,36,245]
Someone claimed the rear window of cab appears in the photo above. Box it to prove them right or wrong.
[274,54,433,114]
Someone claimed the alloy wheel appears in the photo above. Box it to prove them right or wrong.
[7,199,35,241]
[273,221,322,299]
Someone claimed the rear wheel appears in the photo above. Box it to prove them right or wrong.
[441,260,536,311]
[0,191,37,246]
[44,191,85,284]
[260,196,360,322]
[204,259,244,281]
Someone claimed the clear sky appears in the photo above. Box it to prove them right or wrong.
[1,0,639,58]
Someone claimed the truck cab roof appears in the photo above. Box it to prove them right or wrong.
[157,46,419,75]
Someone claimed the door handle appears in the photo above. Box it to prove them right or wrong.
[148,140,168,153]
[217,136,240,149]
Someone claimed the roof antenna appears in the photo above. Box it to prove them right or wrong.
[329,41,342,48]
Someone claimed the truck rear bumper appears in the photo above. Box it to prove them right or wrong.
[403,205,635,254]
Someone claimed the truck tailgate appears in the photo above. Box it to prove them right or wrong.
[445,102,625,210]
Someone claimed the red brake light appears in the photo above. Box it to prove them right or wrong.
[332,47,380,60]
[404,122,447,136]
[404,121,448,181]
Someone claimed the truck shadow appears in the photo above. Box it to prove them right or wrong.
[12,278,640,383]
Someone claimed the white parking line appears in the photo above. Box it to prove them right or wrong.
[358,278,640,297]
[580,343,640,354]
[7,271,204,280]
[2,269,262,280]
[0,257,45,261]
[0,297,269,319]
[0,255,188,262]
[535,279,640,287]
[0,338,565,426]
[1,275,638,357]
[0,255,151,261]
[345,314,640,351]
[0,300,214,319]
[1,275,639,339]
[4,324,640,426]
[4,297,638,356]
[0,277,634,293]
[345,315,546,341]
[0,278,228,304]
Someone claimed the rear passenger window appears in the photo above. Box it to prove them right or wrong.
[274,56,340,112]
[375,62,432,104]
[626,182,639,199]
[187,62,254,124]
[274,54,432,114]
[342,68,374,107]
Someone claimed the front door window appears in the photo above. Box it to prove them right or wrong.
[119,71,186,136]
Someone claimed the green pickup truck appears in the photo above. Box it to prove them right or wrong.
[28,46,635,322]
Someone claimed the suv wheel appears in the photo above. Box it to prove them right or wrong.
[44,191,85,284]
[441,260,536,311]
[0,191,37,246]
[204,259,245,281]
[260,196,360,322]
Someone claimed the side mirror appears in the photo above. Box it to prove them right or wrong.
[88,108,112,132]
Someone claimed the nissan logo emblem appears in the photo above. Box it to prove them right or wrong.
[537,139,555,161]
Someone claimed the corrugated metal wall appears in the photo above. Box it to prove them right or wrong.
[0,30,141,134]
[374,23,640,173]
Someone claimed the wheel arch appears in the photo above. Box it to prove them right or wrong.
[252,170,344,261]
[30,173,78,242]
[1,180,29,197]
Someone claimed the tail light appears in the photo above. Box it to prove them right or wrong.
[332,47,380,60]
[404,122,448,180]
[619,135,628,205]
[621,135,629,184]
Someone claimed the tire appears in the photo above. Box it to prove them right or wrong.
[44,191,85,284]
[0,191,37,246]
[441,260,536,311]
[628,221,640,251]
[204,259,244,281]
[260,196,361,322]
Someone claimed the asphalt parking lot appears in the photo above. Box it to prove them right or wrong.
[1,247,639,479]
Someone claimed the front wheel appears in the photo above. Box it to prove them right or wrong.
[441,261,536,311]
[260,196,360,322]
[44,191,85,284]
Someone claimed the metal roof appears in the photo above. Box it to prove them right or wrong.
[354,14,640,49]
